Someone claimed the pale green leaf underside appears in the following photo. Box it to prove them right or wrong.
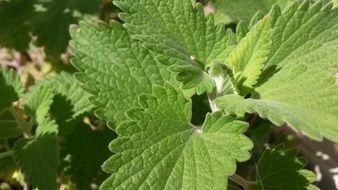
[216,63,338,141]
[227,16,272,90]
[70,20,175,124]
[0,66,24,113]
[101,84,252,190]
[114,0,236,93]
[249,145,319,190]
[14,118,58,190]
[23,83,55,123]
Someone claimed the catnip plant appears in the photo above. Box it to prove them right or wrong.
[0,0,338,189]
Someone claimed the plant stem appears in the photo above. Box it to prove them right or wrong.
[0,150,14,160]
[229,174,250,190]
[8,107,33,138]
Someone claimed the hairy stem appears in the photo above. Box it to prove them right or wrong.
[229,174,251,190]
[8,107,33,138]
[0,150,14,160]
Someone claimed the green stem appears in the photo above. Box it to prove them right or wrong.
[229,174,251,190]
[8,107,33,138]
[0,150,14,160]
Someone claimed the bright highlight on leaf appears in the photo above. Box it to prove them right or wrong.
[101,84,252,190]
[249,145,319,190]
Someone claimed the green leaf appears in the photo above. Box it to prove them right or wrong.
[216,63,338,141]
[115,0,237,93]
[264,1,338,71]
[227,16,272,91]
[36,72,94,119]
[0,0,34,50]
[62,123,115,190]
[249,145,319,190]
[32,0,101,61]
[101,84,252,190]
[14,118,58,190]
[23,83,55,123]
[70,20,175,124]
[211,0,291,22]
[217,1,338,142]
[0,66,24,113]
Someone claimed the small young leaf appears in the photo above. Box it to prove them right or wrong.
[101,84,252,190]
[35,72,94,119]
[0,66,24,113]
[227,16,272,91]
[249,145,319,190]
[14,118,59,190]
[24,83,55,123]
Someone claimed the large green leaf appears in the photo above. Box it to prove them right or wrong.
[101,84,252,190]
[14,118,59,190]
[249,145,319,190]
[70,20,175,124]
[264,1,338,70]
[0,66,24,113]
[114,0,237,93]
[217,63,338,141]
[217,1,338,142]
